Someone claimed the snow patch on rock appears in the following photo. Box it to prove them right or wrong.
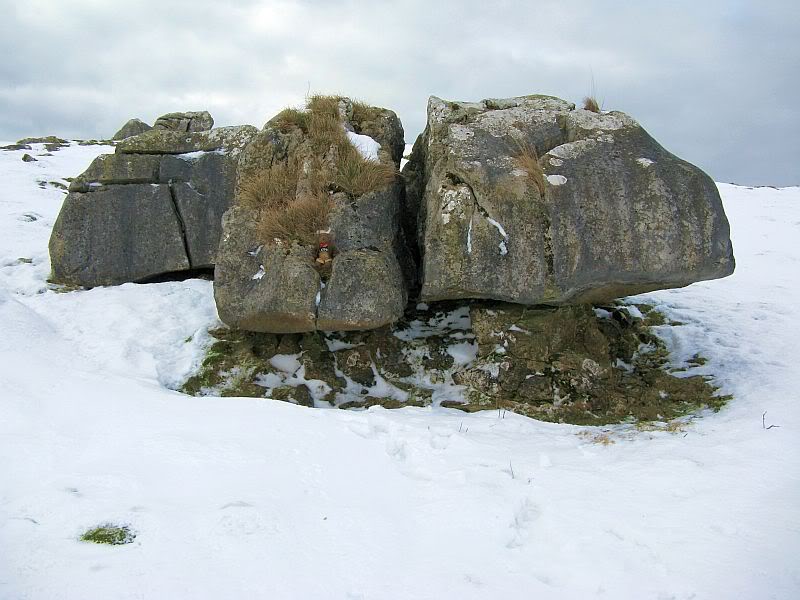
[486,217,509,256]
[346,129,381,161]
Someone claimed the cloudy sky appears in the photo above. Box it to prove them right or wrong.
[1,0,797,186]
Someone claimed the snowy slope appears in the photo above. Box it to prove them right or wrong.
[0,143,798,600]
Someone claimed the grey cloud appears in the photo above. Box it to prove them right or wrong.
[0,0,797,185]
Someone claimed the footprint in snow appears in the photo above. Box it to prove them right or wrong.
[507,498,541,549]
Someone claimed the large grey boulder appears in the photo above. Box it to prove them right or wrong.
[112,118,152,140]
[153,111,214,132]
[214,97,410,333]
[402,95,735,304]
[49,124,258,287]
[49,185,189,286]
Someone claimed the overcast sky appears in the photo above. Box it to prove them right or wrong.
[1,0,797,186]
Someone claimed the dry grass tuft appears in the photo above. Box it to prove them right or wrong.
[259,193,333,247]
[583,96,601,113]
[237,160,299,212]
[332,144,396,197]
[242,94,396,247]
[306,94,342,119]
[513,141,546,199]
[577,430,616,445]
[269,108,309,133]
[351,99,382,124]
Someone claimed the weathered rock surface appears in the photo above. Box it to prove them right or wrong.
[49,184,189,285]
[402,95,735,304]
[214,206,320,333]
[153,111,214,132]
[214,98,410,333]
[112,118,152,140]
[49,123,258,287]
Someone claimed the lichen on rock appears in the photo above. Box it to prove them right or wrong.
[402,94,735,305]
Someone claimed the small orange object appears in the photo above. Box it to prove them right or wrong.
[316,231,333,264]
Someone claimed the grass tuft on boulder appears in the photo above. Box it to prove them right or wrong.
[583,95,601,113]
[332,143,396,197]
[261,192,334,247]
[237,95,396,248]
[513,141,546,198]
[269,108,309,133]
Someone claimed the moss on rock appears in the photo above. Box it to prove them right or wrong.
[182,301,729,425]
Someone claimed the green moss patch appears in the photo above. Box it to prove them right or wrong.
[80,524,135,545]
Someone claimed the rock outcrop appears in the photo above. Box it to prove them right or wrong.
[403,95,735,304]
[49,116,257,287]
[112,118,152,140]
[214,97,410,333]
[153,111,214,132]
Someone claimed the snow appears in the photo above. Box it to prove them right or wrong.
[177,149,226,161]
[269,353,302,374]
[447,341,479,366]
[345,129,381,161]
[251,264,265,280]
[324,336,358,352]
[1,140,799,599]
[400,143,413,170]
[486,216,509,255]
[637,157,655,168]
[546,174,567,185]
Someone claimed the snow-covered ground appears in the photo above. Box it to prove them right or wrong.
[1,142,798,600]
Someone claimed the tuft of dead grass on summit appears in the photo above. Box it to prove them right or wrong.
[269,108,309,133]
[582,96,601,113]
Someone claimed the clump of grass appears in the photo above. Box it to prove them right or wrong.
[269,108,309,133]
[237,160,299,212]
[332,143,396,197]
[239,94,397,247]
[513,140,546,199]
[259,193,333,246]
[306,94,342,119]
[80,524,135,545]
[351,99,383,123]
[583,96,601,113]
